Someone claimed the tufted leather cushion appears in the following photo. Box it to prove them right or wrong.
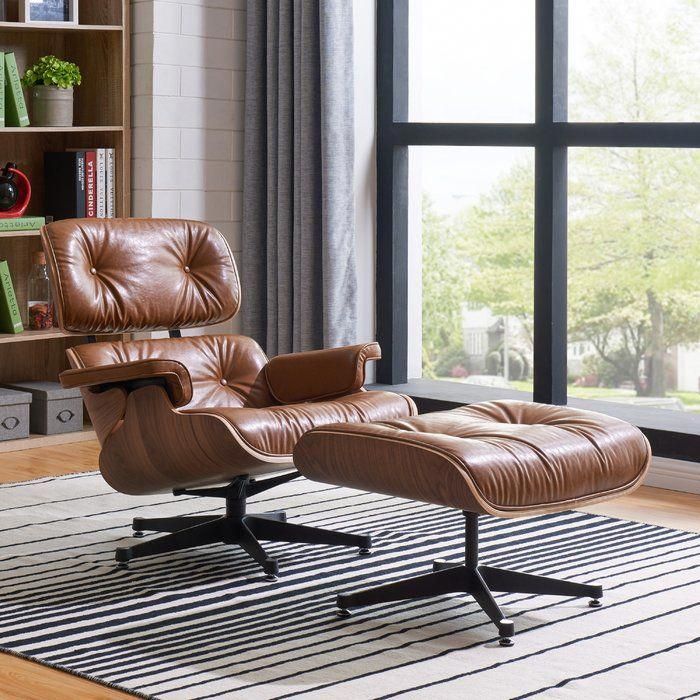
[294,400,652,517]
[68,335,274,410]
[186,391,417,458]
[41,218,240,333]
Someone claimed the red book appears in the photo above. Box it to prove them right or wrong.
[84,150,97,218]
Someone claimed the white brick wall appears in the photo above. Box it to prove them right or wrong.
[131,0,245,334]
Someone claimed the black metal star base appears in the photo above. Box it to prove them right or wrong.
[336,511,602,646]
[115,472,371,579]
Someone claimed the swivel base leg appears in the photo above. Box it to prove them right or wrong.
[116,473,371,578]
[336,512,603,646]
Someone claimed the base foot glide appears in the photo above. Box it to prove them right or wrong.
[333,513,604,644]
[112,475,366,577]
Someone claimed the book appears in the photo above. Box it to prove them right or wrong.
[85,150,97,217]
[0,216,46,232]
[4,53,30,128]
[0,53,5,129]
[0,260,23,334]
[44,152,86,220]
[106,148,116,218]
[96,148,106,218]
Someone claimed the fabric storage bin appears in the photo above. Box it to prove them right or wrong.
[0,388,32,441]
[2,381,83,435]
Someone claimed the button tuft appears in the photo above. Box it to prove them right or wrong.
[90,267,97,275]
[220,378,228,386]
[184,265,191,273]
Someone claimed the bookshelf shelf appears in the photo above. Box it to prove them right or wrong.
[0,229,40,238]
[0,0,129,453]
[0,126,124,133]
[0,426,96,454]
[0,22,123,33]
[0,329,93,344]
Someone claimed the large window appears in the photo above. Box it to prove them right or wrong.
[377,0,700,457]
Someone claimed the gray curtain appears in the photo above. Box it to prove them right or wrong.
[242,0,357,356]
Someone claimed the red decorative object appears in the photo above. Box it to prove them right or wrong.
[0,164,31,218]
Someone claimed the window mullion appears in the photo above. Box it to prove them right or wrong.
[533,0,568,404]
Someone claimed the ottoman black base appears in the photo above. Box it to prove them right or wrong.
[336,512,603,646]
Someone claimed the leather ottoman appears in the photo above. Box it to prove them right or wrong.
[293,400,652,645]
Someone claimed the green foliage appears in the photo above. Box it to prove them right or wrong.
[485,351,501,376]
[432,342,470,378]
[582,351,632,389]
[22,55,82,89]
[421,196,471,378]
[452,160,534,324]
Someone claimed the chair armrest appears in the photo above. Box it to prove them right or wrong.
[265,342,381,404]
[60,359,193,408]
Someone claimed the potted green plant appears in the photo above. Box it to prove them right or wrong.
[21,55,82,127]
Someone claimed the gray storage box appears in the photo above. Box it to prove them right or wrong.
[0,387,32,441]
[2,381,83,435]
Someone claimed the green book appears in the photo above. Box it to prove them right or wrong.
[0,260,23,334]
[0,216,46,232]
[4,52,29,128]
[0,53,5,128]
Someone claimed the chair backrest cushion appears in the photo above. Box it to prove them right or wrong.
[68,334,274,409]
[41,218,240,334]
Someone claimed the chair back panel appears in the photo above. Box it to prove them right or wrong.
[41,218,240,334]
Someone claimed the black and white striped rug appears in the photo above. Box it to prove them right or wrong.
[1,472,699,699]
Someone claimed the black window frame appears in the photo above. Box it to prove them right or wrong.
[375,0,700,458]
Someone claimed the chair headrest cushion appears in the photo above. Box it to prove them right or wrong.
[41,218,241,334]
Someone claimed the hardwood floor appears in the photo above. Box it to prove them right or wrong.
[0,440,699,700]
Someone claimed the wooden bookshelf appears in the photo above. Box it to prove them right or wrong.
[0,229,40,238]
[0,0,130,451]
[0,425,96,453]
[0,21,123,33]
[0,125,124,132]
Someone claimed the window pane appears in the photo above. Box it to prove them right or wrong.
[569,0,700,122]
[410,147,534,397]
[568,148,700,420]
[409,1,535,123]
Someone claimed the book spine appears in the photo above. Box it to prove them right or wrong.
[106,149,116,218]
[0,53,5,129]
[0,217,46,231]
[0,260,24,334]
[4,53,29,128]
[85,151,97,218]
[96,149,106,218]
[75,152,86,218]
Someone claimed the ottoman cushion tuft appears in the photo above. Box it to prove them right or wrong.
[293,400,651,517]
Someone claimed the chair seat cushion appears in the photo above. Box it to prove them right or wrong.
[293,400,652,517]
[184,390,416,458]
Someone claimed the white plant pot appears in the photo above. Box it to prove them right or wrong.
[30,85,74,127]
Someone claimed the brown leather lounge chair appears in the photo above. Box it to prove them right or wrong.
[41,218,416,579]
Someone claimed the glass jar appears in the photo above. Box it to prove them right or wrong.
[26,251,54,330]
